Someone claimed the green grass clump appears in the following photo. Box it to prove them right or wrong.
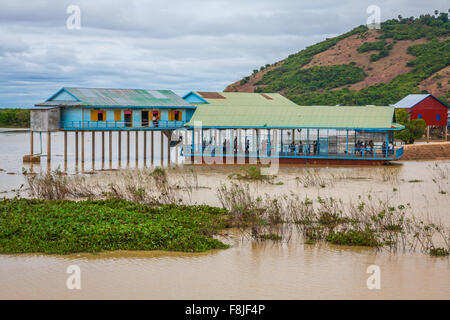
[327,230,381,247]
[0,198,231,254]
[429,247,449,256]
[258,233,282,241]
[228,166,274,181]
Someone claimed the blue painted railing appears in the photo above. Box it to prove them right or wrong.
[395,146,404,158]
[60,120,186,130]
[181,144,404,161]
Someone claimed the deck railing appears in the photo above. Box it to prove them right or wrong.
[59,120,186,130]
[181,144,404,161]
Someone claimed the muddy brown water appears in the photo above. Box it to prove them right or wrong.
[0,130,449,299]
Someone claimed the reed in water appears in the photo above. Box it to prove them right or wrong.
[21,166,450,256]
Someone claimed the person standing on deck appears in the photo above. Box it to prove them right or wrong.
[388,141,394,154]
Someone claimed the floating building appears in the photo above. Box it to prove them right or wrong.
[26,88,405,166]
[182,91,404,165]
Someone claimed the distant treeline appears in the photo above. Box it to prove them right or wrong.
[0,108,30,128]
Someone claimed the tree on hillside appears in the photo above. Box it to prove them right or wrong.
[394,109,426,144]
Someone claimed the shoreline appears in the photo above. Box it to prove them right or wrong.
[401,141,450,161]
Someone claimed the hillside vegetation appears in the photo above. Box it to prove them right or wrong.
[225,12,450,106]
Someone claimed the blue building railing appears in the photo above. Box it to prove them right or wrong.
[60,120,186,130]
[180,144,404,161]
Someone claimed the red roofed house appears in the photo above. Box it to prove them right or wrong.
[394,94,449,140]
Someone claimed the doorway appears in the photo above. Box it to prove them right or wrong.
[141,111,149,127]
[124,111,132,128]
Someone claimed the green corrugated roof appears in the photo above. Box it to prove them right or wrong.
[185,92,401,129]
[46,88,194,108]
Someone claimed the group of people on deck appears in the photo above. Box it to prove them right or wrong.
[198,136,395,157]
[287,141,306,153]
[355,140,375,155]
[354,140,394,156]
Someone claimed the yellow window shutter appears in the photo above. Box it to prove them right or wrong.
[114,110,121,121]
[90,110,98,121]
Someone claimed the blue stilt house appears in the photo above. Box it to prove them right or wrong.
[35,87,196,130]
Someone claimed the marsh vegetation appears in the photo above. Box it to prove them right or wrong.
[16,163,450,256]
[0,198,229,254]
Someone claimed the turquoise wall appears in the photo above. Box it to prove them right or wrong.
[61,107,83,122]
[62,107,190,128]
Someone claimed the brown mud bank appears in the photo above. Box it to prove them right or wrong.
[402,142,450,161]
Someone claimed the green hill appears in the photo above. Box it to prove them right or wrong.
[225,12,450,106]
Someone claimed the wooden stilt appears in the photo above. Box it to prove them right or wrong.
[118,131,122,166]
[151,131,154,165]
[127,131,130,165]
[30,131,34,155]
[47,132,51,163]
[109,131,112,168]
[167,131,171,166]
[101,131,105,167]
[160,131,164,166]
[92,131,95,170]
[143,131,147,166]
[75,131,79,165]
[426,126,430,143]
[135,130,139,167]
[81,131,85,163]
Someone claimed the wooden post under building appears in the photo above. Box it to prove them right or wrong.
[101,131,105,167]
[160,132,164,166]
[143,131,147,166]
[47,132,51,163]
[167,132,171,166]
[92,131,95,169]
[30,131,34,155]
[64,131,67,163]
[109,131,112,168]
[118,131,122,166]
[75,131,79,164]
[127,131,130,165]
[81,131,85,163]
[135,131,139,166]
[151,131,154,165]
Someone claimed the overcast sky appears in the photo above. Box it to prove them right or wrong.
[0,0,448,107]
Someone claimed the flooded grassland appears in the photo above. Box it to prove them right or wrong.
[0,130,449,299]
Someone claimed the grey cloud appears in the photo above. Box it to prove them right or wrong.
[0,0,448,107]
